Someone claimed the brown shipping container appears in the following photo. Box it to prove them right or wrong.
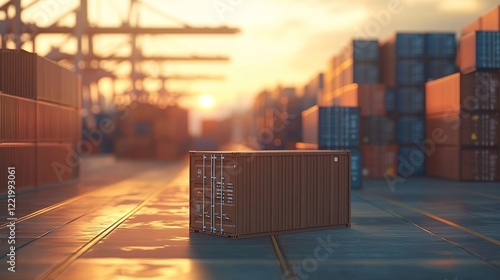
[361,145,398,178]
[0,143,37,190]
[37,101,79,142]
[380,35,397,88]
[37,143,79,186]
[426,113,499,147]
[0,50,79,107]
[427,147,499,181]
[0,50,37,99]
[335,84,386,116]
[189,151,351,238]
[481,5,500,31]
[461,18,482,36]
[0,93,36,142]
[426,71,500,114]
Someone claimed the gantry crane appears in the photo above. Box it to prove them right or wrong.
[0,0,240,112]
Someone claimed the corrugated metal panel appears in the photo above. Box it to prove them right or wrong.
[396,87,425,114]
[426,113,499,147]
[385,88,397,113]
[427,147,499,181]
[334,84,386,116]
[426,71,500,114]
[361,116,395,145]
[398,146,425,176]
[0,49,80,107]
[189,150,351,238]
[0,50,37,99]
[427,59,458,81]
[352,40,379,62]
[396,117,425,144]
[396,33,426,58]
[459,31,500,73]
[380,35,397,87]
[318,107,360,149]
[426,33,457,58]
[361,144,398,178]
[353,63,379,84]
[0,93,36,142]
[37,101,78,143]
[0,143,37,190]
[350,148,362,189]
[396,59,426,86]
[37,143,79,186]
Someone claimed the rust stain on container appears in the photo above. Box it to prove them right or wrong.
[189,150,351,238]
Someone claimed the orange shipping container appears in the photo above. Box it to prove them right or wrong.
[427,147,499,181]
[426,113,499,147]
[425,71,500,114]
[481,5,500,31]
[335,84,386,116]
[189,151,351,238]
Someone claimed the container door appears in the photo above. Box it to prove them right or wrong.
[191,154,236,235]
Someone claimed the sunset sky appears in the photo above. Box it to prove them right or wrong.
[3,0,499,134]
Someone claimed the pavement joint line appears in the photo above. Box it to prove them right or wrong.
[271,235,295,279]
[356,192,500,271]
[363,191,500,247]
[37,167,187,280]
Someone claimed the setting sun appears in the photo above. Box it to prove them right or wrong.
[198,94,215,109]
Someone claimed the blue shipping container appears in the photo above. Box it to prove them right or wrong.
[426,33,456,58]
[350,148,363,189]
[396,33,426,58]
[318,107,360,149]
[385,88,397,113]
[396,117,425,144]
[475,31,500,69]
[398,146,425,176]
[396,87,425,114]
[353,40,379,62]
[427,60,458,81]
[397,59,426,86]
[353,63,379,84]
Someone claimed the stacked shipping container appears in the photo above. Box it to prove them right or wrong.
[302,106,362,188]
[0,49,81,190]
[425,6,500,181]
[381,33,457,176]
[114,103,190,160]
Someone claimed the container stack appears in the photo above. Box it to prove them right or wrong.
[329,40,397,179]
[322,40,379,106]
[0,49,81,189]
[426,7,500,181]
[114,103,190,160]
[381,32,457,176]
[253,87,300,150]
[302,105,362,188]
